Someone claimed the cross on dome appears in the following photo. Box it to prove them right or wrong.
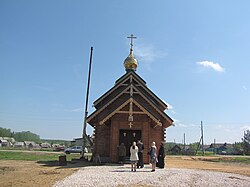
[124,34,138,71]
[127,34,137,50]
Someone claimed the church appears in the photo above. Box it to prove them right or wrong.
[87,35,174,163]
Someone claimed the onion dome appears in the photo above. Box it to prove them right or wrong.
[124,48,138,71]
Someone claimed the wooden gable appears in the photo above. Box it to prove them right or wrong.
[87,71,173,128]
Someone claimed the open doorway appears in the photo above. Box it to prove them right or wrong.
[119,129,141,156]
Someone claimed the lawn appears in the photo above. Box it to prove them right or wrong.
[203,156,250,164]
[0,150,83,161]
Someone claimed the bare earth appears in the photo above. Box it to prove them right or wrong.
[166,156,250,177]
[0,156,250,187]
[0,160,79,187]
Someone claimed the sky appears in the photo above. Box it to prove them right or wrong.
[0,0,250,144]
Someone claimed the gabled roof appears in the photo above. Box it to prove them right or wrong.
[89,97,165,127]
[87,70,173,128]
[93,71,168,109]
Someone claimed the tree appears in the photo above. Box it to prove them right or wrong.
[242,130,250,155]
[189,142,199,151]
[0,127,13,137]
[233,142,243,155]
[13,131,40,142]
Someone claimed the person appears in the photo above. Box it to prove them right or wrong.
[149,141,157,172]
[137,140,144,168]
[118,143,126,164]
[157,142,165,168]
[130,141,138,172]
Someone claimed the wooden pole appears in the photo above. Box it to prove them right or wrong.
[81,47,93,158]
[201,121,205,156]
[214,138,216,154]
[184,133,186,151]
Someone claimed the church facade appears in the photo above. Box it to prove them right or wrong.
[87,36,173,163]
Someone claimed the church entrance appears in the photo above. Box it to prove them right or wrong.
[119,129,141,156]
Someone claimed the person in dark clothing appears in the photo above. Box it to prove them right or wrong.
[157,142,165,168]
[118,143,126,164]
[137,140,144,168]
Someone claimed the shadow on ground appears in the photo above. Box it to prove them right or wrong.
[36,160,122,169]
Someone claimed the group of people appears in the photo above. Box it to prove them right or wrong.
[118,140,165,172]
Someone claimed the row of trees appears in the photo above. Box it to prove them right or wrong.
[0,127,40,142]
[243,130,250,155]
[0,127,71,146]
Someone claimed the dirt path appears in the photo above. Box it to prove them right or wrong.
[166,156,250,177]
[0,156,249,187]
[0,160,78,187]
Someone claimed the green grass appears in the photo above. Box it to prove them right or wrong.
[0,151,82,161]
[199,156,250,164]
[220,157,250,164]
[196,151,215,156]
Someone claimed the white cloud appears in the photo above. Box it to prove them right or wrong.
[190,124,198,127]
[172,119,188,128]
[197,61,225,72]
[240,125,250,131]
[71,108,83,112]
[177,123,188,128]
[216,124,223,129]
[133,43,167,70]
[171,110,176,114]
[243,85,247,90]
[162,100,173,110]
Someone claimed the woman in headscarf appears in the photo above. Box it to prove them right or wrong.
[157,142,165,168]
[130,141,138,172]
[149,141,157,172]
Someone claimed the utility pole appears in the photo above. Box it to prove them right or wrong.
[201,121,205,156]
[81,47,93,159]
[214,138,216,154]
[184,133,186,151]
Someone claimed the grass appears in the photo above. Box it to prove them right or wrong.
[198,156,250,164]
[0,150,83,162]
[231,157,250,164]
[196,151,215,156]
[217,157,250,164]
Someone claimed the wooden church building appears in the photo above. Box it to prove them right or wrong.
[87,36,174,163]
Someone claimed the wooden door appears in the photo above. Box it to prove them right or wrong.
[119,129,141,156]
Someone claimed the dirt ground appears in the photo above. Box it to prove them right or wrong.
[166,156,250,177]
[0,160,81,187]
[0,156,249,187]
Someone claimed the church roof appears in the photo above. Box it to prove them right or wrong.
[93,70,168,110]
[87,70,173,128]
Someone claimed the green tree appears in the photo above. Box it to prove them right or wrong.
[189,142,199,151]
[242,130,250,155]
[13,131,40,142]
[0,127,13,137]
[233,142,243,155]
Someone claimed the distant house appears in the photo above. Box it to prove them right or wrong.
[169,145,182,154]
[205,143,234,154]
[24,141,37,149]
[40,142,51,148]
[14,142,25,148]
[0,139,10,147]
[3,137,15,144]
[0,137,15,147]
[71,135,93,150]
[52,144,60,148]
[52,144,65,151]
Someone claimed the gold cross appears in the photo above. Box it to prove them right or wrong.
[129,122,133,128]
[127,34,137,50]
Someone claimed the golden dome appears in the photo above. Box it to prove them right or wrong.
[124,49,138,71]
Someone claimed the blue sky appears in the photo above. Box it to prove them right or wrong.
[1,1,250,144]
